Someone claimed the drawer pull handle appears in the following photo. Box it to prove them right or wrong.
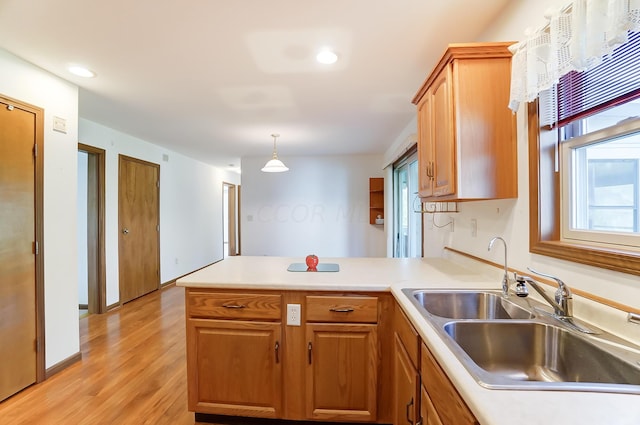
[222,303,246,309]
[275,341,280,364]
[329,307,354,313]
[308,342,313,364]
[406,397,414,425]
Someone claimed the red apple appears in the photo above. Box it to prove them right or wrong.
[305,254,319,271]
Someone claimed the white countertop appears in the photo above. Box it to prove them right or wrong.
[177,256,640,425]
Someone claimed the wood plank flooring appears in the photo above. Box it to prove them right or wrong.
[0,284,197,425]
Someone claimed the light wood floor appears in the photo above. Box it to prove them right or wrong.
[0,284,198,425]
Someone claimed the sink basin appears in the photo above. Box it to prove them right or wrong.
[443,321,640,392]
[409,289,533,320]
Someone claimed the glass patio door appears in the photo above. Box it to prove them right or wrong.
[394,153,421,257]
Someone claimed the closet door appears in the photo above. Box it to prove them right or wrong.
[0,98,38,401]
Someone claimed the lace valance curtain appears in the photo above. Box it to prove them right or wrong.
[508,0,640,113]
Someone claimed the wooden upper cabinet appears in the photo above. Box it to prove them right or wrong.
[430,67,455,198]
[413,42,517,201]
[417,94,433,198]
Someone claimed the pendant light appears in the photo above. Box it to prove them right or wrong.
[261,133,289,172]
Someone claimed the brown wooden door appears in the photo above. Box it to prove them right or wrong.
[187,319,282,418]
[0,101,37,401]
[394,335,419,425]
[305,323,378,422]
[118,155,159,304]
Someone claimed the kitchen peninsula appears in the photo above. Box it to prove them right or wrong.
[177,256,640,425]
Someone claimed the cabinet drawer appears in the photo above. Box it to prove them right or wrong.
[187,291,281,320]
[306,295,378,323]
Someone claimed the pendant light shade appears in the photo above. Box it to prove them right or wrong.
[261,133,289,172]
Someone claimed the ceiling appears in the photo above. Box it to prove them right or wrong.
[0,0,512,171]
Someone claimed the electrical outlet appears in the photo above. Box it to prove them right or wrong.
[287,304,301,326]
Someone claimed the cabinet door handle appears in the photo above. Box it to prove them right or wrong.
[222,303,246,309]
[329,307,354,313]
[275,341,280,364]
[406,397,414,425]
[308,342,313,364]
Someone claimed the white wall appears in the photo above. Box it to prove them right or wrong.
[241,154,385,257]
[0,48,240,368]
[413,0,640,309]
[383,117,419,257]
[79,119,240,306]
[0,48,80,368]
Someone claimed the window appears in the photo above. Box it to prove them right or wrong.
[561,108,640,249]
[530,31,640,274]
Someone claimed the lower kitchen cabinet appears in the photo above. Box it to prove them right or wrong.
[420,384,443,425]
[186,319,282,418]
[393,334,419,425]
[186,290,283,418]
[421,342,478,425]
[394,301,478,425]
[184,289,393,424]
[305,323,378,421]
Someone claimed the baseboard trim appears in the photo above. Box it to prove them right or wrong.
[105,301,121,312]
[163,259,223,287]
[45,351,82,379]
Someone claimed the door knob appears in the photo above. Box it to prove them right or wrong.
[122,228,129,234]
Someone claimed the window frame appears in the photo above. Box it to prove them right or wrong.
[560,120,640,247]
[528,100,640,276]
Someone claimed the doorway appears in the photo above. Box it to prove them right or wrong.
[77,144,106,316]
[118,155,160,304]
[393,151,422,258]
[0,95,45,401]
[223,182,240,257]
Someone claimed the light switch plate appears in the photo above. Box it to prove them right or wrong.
[53,116,67,133]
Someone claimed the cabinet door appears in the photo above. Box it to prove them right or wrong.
[394,335,419,425]
[431,66,455,197]
[420,384,443,425]
[421,343,478,425]
[187,319,282,418]
[417,93,434,198]
[305,323,378,422]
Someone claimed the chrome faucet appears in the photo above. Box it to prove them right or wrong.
[488,236,511,297]
[518,268,573,319]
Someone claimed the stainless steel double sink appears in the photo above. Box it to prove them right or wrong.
[402,288,640,394]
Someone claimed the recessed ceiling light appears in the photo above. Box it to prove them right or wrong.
[316,49,338,65]
[68,65,96,78]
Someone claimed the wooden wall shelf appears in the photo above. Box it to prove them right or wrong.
[369,178,384,225]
